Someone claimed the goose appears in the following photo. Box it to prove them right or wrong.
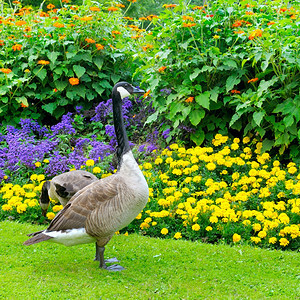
[24,82,148,271]
[39,170,98,217]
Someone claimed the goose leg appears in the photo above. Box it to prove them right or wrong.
[94,243,119,263]
[96,245,124,271]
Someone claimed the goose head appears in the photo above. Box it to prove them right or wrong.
[112,82,145,100]
[39,180,51,217]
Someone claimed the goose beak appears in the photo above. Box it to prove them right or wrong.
[132,87,145,95]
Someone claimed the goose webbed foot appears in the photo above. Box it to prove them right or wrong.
[96,245,124,271]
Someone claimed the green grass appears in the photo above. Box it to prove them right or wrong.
[0,221,299,299]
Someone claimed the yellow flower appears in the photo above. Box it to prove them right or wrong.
[93,166,101,174]
[52,205,63,212]
[144,217,152,223]
[174,232,182,239]
[140,222,150,230]
[232,233,241,243]
[136,213,142,219]
[192,224,200,231]
[17,203,27,213]
[35,162,41,167]
[209,216,218,223]
[258,230,267,238]
[46,212,55,220]
[206,226,213,231]
[252,223,261,231]
[86,159,94,167]
[161,228,168,235]
[269,237,277,244]
[250,236,261,244]
[37,174,45,182]
[206,162,216,171]
[279,238,289,247]
[143,162,152,170]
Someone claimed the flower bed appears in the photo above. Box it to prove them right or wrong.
[1,133,299,250]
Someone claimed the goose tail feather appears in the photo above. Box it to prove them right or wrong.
[23,232,53,246]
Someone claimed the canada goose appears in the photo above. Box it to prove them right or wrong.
[39,170,99,217]
[24,82,148,271]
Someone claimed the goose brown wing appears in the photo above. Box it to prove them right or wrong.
[45,175,119,232]
[52,170,98,199]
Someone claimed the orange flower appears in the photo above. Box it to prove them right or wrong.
[183,23,197,28]
[53,22,64,28]
[248,78,258,83]
[62,0,70,3]
[267,21,275,25]
[142,44,153,51]
[107,7,118,12]
[37,60,50,65]
[116,3,125,7]
[124,16,133,20]
[290,15,297,20]
[193,6,204,10]
[185,97,194,103]
[53,88,58,92]
[89,6,100,12]
[69,78,79,85]
[128,0,137,2]
[112,30,121,35]
[0,68,12,74]
[12,43,22,51]
[158,66,167,73]
[80,16,93,21]
[163,4,177,8]
[234,30,245,34]
[183,16,194,22]
[231,90,241,94]
[245,11,254,15]
[85,38,96,43]
[47,4,55,10]
[15,20,26,26]
[143,90,151,98]
[232,20,243,27]
[248,29,262,40]
[0,40,4,46]
[147,15,158,21]
[96,43,104,50]
[21,102,28,108]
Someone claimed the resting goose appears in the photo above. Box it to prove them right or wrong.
[39,170,98,216]
[24,82,148,271]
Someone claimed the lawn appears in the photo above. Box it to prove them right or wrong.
[0,221,299,299]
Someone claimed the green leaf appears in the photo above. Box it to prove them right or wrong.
[253,111,265,126]
[55,80,68,91]
[111,74,121,84]
[226,75,241,92]
[16,96,28,106]
[262,139,274,153]
[189,109,205,126]
[47,52,60,64]
[195,92,210,109]
[169,102,184,119]
[145,111,158,124]
[42,102,57,114]
[189,68,201,81]
[0,86,9,96]
[35,68,47,81]
[283,114,294,127]
[92,82,104,96]
[191,128,205,145]
[73,65,86,78]
[210,87,219,102]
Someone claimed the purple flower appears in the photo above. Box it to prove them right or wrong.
[162,128,171,139]
[50,112,75,136]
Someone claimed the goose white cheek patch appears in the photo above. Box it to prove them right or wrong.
[117,87,130,99]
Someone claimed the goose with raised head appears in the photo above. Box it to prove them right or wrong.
[39,170,98,217]
[24,82,148,271]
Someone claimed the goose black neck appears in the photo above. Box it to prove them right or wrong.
[112,91,130,165]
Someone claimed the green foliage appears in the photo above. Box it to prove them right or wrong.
[135,0,300,155]
[0,1,139,124]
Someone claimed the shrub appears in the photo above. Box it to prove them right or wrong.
[134,1,300,156]
[0,1,140,125]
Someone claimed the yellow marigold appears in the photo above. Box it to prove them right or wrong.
[37,174,45,182]
[206,162,216,171]
[136,213,142,219]
[279,238,289,247]
[46,212,55,220]
[269,237,277,244]
[53,205,63,212]
[206,226,213,231]
[93,166,101,174]
[174,232,182,239]
[161,228,168,235]
[17,203,27,213]
[35,162,41,167]
[143,162,152,170]
[192,224,200,231]
[2,204,12,211]
[252,223,261,231]
[209,216,218,223]
[140,222,150,230]
[69,77,79,85]
[232,233,241,243]
[86,159,94,167]
[258,230,267,238]
[250,236,261,244]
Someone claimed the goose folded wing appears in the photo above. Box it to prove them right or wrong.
[45,175,119,232]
